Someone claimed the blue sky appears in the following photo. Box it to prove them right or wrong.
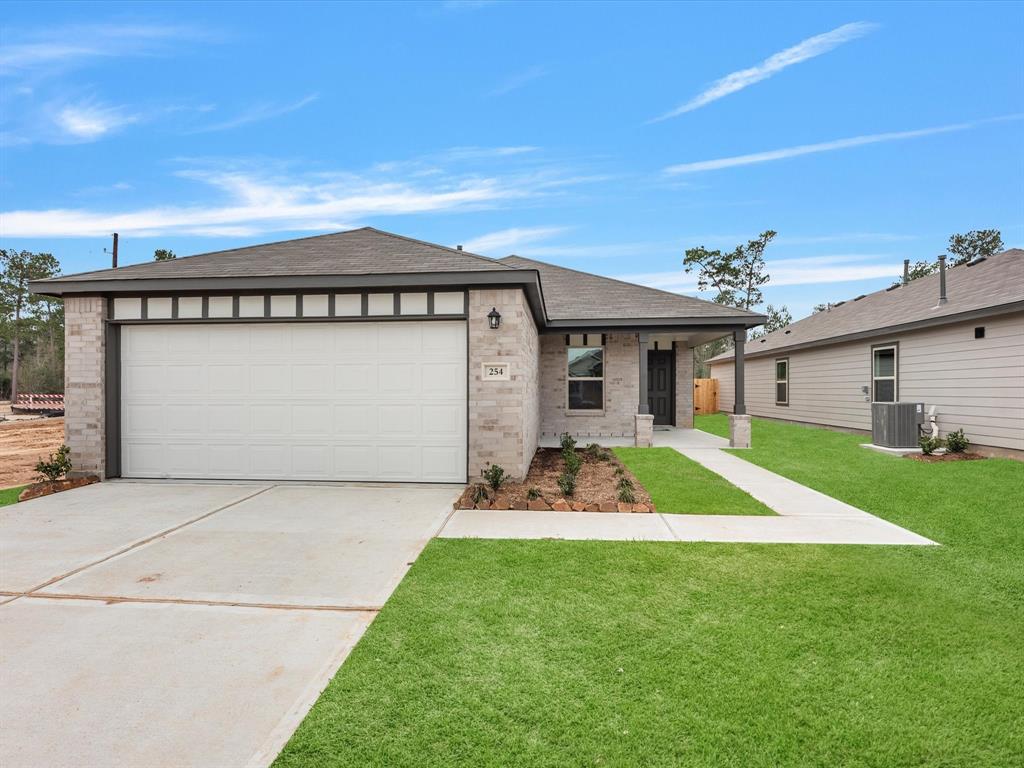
[1,0,1021,318]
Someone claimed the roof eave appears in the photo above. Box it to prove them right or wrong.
[708,300,1024,363]
[544,314,765,330]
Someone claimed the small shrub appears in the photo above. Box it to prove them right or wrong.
[613,466,625,477]
[563,450,582,476]
[617,476,634,492]
[585,442,602,459]
[482,463,507,491]
[559,432,577,453]
[471,484,489,505]
[35,444,72,482]
[557,471,577,497]
[945,429,970,454]
[617,485,636,504]
[919,436,943,456]
[526,487,541,501]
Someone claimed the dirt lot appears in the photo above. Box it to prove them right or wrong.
[0,417,65,489]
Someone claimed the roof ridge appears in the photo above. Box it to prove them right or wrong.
[500,254,763,317]
[365,227,513,269]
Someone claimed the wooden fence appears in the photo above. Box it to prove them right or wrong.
[693,378,719,415]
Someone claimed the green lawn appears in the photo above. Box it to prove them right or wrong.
[275,418,1024,768]
[614,446,773,514]
[0,486,25,506]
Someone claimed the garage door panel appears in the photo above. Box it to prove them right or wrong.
[121,322,466,482]
[209,406,247,435]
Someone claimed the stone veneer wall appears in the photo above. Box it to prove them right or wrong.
[64,296,106,477]
[674,343,694,428]
[539,332,639,439]
[467,288,539,481]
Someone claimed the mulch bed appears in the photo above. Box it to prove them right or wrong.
[906,452,987,463]
[456,447,655,513]
[18,475,100,501]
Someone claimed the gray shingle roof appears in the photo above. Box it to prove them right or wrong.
[33,226,764,326]
[41,227,512,282]
[499,255,763,322]
[710,249,1024,362]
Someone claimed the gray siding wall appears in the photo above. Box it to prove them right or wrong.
[709,312,1024,451]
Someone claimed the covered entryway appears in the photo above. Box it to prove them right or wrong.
[119,321,467,482]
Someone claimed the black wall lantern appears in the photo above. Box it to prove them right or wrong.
[487,307,501,330]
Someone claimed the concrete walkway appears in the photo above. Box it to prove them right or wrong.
[442,428,935,546]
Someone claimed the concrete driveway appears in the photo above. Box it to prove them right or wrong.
[0,481,458,768]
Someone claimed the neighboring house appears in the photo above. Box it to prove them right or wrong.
[708,249,1024,453]
[31,228,764,484]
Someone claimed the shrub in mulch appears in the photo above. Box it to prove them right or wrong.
[19,475,100,502]
[905,452,986,463]
[456,447,655,513]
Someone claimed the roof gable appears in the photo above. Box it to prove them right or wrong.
[42,227,512,283]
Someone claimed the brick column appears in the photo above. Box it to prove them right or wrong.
[64,296,107,478]
[467,288,539,482]
[674,343,694,428]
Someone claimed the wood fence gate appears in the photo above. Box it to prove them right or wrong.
[692,378,719,415]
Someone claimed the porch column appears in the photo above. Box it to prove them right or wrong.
[729,328,751,448]
[637,332,650,414]
[635,332,654,447]
[733,329,746,415]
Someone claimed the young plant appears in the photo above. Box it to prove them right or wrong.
[482,463,507,491]
[919,436,943,456]
[556,470,577,497]
[617,485,637,504]
[471,484,490,505]
[563,450,582,476]
[35,444,72,483]
[526,487,542,501]
[585,442,603,459]
[613,465,625,477]
[945,429,970,454]
[559,432,577,453]
[617,476,635,492]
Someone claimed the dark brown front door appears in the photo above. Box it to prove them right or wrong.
[648,350,674,426]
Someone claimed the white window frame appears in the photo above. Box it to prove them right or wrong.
[775,358,789,406]
[871,344,899,402]
[566,345,605,413]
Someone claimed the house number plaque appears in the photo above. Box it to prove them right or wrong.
[482,362,511,381]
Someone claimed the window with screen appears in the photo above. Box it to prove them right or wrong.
[567,347,604,410]
[775,358,789,405]
[872,345,898,402]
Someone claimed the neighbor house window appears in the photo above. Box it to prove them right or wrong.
[872,345,898,402]
[567,346,604,410]
[775,358,789,406]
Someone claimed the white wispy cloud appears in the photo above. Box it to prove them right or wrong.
[0,156,592,238]
[0,23,204,75]
[191,94,318,133]
[650,22,876,122]
[663,115,1023,174]
[619,254,900,292]
[491,65,547,96]
[460,226,570,255]
[54,102,138,140]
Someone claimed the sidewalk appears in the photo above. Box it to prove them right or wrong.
[440,429,936,546]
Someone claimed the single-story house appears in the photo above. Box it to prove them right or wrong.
[709,249,1024,454]
[31,227,764,483]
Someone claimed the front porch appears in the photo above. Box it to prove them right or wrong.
[537,327,754,449]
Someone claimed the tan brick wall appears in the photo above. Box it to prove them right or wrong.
[675,344,694,428]
[468,288,539,481]
[64,296,106,477]
[539,333,639,439]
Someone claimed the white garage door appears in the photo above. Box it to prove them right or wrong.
[120,322,467,482]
